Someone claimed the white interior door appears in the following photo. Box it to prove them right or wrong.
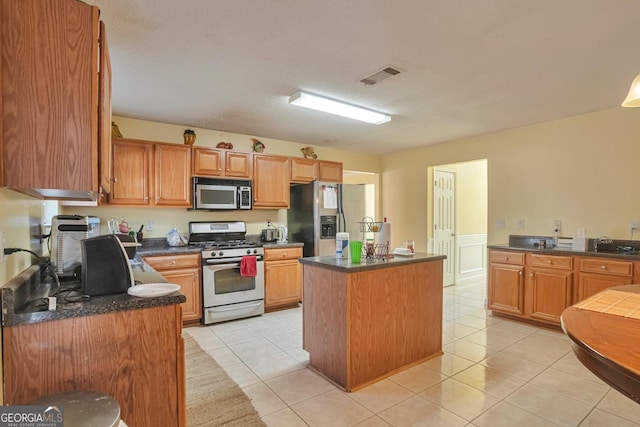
[433,169,455,286]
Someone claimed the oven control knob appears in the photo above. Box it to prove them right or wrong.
[253,249,258,254]
[218,251,223,257]
[246,249,251,255]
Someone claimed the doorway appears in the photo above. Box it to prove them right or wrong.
[428,160,488,287]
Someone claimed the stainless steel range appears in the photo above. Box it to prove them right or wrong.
[189,221,264,324]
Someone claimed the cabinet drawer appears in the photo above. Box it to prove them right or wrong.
[579,258,633,276]
[489,250,524,265]
[264,247,303,261]
[529,254,573,270]
[143,253,200,270]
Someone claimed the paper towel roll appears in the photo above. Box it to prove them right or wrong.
[378,222,391,248]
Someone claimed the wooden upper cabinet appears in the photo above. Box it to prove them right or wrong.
[192,147,251,179]
[110,139,152,205]
[291,158,319,183]
[155,143,191,206]
[225,151,252,178]
[319,160,343,183]
[98,21,113,199]
[1,0,100,195]
[253,154,290,208]
[110,138,190,207]
[291,158,343,183]
[192,147,222,176]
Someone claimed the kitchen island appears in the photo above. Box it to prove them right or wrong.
[300,253,446,391]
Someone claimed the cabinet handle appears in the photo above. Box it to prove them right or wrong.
[283,252,287,258]
[171,260,177,266]
[144,196,148,201]
[113,177,118,183]
[547,260,552,265]
[530,273,534,277]
[519,271,523,276]
[601,265,607,270]
[504,256,508,261]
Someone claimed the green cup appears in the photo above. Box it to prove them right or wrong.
[350,241,363,263]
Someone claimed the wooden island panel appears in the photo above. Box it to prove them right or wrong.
[302,256,444,391]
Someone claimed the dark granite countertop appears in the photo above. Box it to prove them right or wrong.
[488,234,640,260]
[137,238,201,257]
[2,256,185,327]
[299,252,446,273]
[262,242,304,249]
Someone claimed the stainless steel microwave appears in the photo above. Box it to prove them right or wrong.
[193,177,252,210]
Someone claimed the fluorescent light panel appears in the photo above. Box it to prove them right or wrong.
[289,91,390,125]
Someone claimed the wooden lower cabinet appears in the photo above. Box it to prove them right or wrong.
[3,304,186,427]
[576,257,634,301]
[143,254,202,325]
[488,251,525,315]
[526,266,573,323]
[489,249,640,326]
[264,247,302,311]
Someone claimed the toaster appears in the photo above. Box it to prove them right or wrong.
[261,228,278,242]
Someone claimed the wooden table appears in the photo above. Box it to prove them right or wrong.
[561,285,640,404]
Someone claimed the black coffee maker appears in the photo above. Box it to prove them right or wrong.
[81,235,134,296]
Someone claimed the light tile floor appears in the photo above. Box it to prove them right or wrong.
[185,280,640,426]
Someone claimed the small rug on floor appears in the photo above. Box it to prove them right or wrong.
[185,335,266,426]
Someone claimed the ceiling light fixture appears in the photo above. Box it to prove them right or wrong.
[289,91,390,125]
[622,73,640,107]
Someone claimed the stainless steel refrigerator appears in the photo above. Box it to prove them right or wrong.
[288,181,367,257]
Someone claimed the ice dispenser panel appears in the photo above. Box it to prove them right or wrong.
[320,215,337,239]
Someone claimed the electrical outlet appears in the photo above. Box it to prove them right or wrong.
[553,220,562,232]
[516,219,525,229]
[145,220,154,231]
[630,220,639,233]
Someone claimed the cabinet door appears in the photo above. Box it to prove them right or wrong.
[253,154,290,208]
[265,259,302,310]
[192,147,222,177]
[291,158,318,183]
[111,139,151,205]
[224,151,252,178]
[98,21,112,196]
[527,268,573,324]
[488,263,524,315]
[143,254,202,324]
[155,143,191,206]
[1,0,99,192]
[319,161,343,183]
[576,273,632,302]
[160,268,202,324]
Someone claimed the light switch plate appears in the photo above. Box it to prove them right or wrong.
[516,219,525,229]
[145,220,154,231]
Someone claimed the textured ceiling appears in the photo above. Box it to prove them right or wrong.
[86,0,640,154]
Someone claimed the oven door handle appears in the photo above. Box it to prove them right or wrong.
[207,301,263,312]
[205,257,263,265]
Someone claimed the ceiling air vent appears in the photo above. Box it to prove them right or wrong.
[360,66,402,86]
